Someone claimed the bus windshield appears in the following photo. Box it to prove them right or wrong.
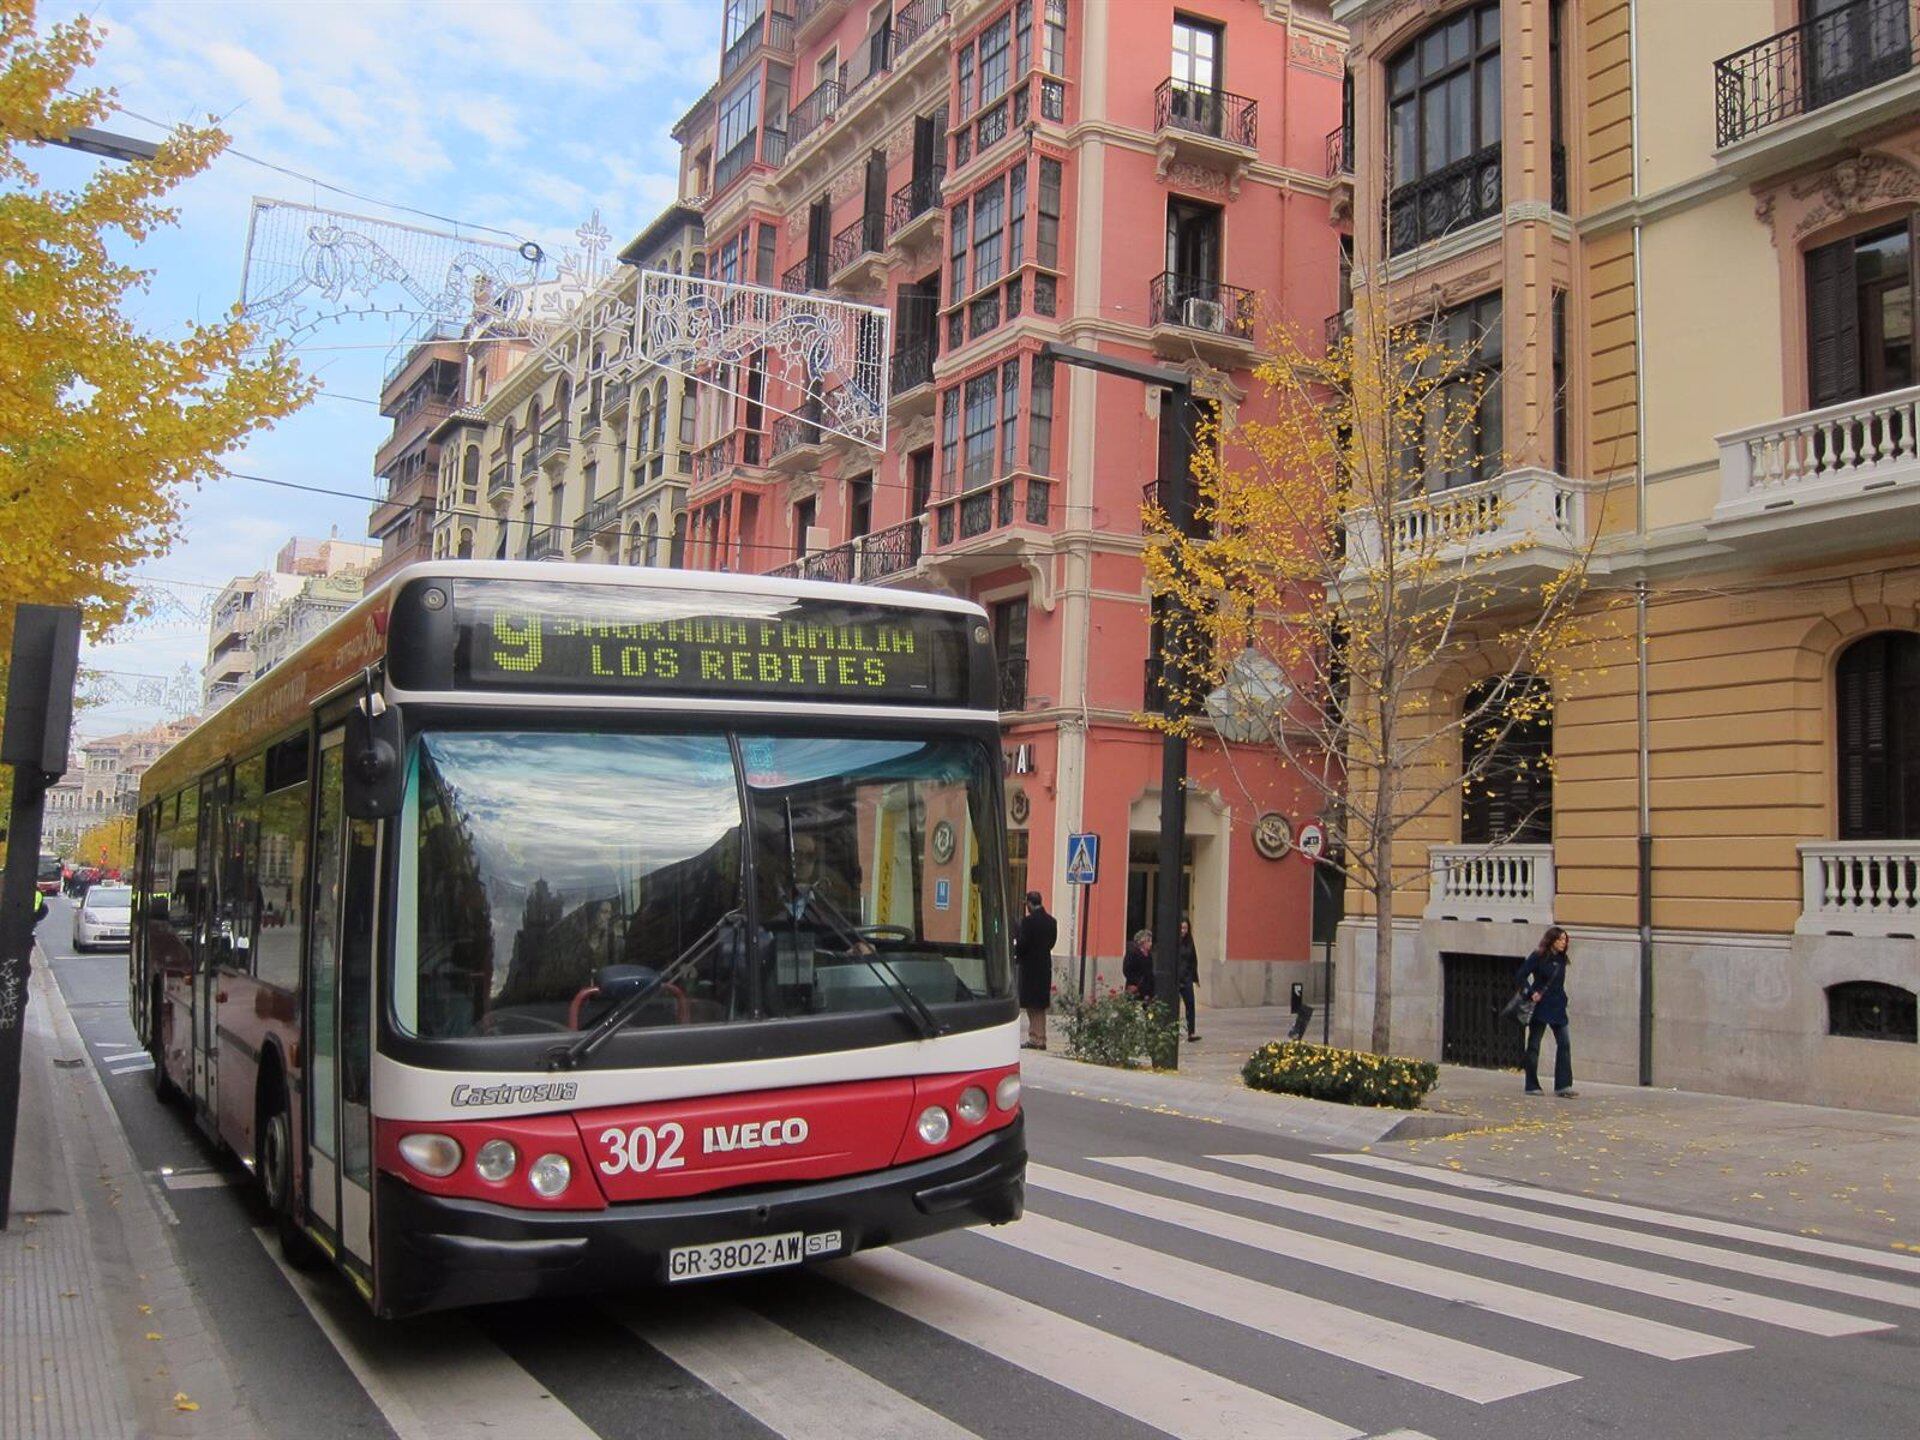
[395,729,1009,1041]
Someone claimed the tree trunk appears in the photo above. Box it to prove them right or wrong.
[1369,855,1394,1055]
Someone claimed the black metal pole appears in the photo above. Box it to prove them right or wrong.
[1322,937,1332,1045]
[0,772,51,1227]
[1151,386,1195,1061]
[1076,883,1090,998]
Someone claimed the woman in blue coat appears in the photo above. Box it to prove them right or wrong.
[1516,926,1575,1097]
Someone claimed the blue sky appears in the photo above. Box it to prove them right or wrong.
[48,0,714,736]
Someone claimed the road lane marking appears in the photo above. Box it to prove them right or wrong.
[977,1210,1575,1403]
[1042,1160,1742,1361]
[1326,1152,1920,1279]
[829,1247,1362,1440]
[1217,1154,1920,1316]
[253,1228,599,1440]
[160,1169,239,1191]
[106,1057,154,1074]
[1200,1154,1889,1338]
[611,1295,978,1440]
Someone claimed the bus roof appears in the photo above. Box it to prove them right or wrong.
[139,561,988,806]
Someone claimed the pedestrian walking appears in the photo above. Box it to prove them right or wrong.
[1122,929,1155,1003]
[1177,917,1201,1041]
[1015,891,1058,1050]
[1516,925,1576,1097]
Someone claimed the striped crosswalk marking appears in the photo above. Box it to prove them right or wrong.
[1179,1155,1888,1337]
[831,1248,1363,1440]
[979,1210,1577,1402]
[614,1296,980,1440]
[106,1055,154,1074]
[1217,1153,1920,1314]
[1034,1161,1744,1360]
[255,1229,600,1440]
[1329,1152,1920,1279]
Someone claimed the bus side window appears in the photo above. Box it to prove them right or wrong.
[254,735,310,992]
[226,756,266,971]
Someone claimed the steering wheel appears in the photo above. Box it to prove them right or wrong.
[473,1011,572,1037]
[853,925,916,943]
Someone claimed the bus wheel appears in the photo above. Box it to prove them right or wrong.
[149,982,182,1105]
[257,1075,323,1271]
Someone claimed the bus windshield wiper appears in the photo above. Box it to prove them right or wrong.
[548,911,740,1071]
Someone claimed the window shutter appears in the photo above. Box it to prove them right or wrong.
[1806,235,1861,408]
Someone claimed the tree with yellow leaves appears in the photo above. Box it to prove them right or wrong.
[0,1,310,738]
[1145,294,1616,1056]
[73,812,133,873]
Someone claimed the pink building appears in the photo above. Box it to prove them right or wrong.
[681,0,1345,1004]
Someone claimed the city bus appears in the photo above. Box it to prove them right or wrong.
[132,562,1024,1316]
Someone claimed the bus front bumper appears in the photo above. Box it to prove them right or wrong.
[374,1113,1025,1317]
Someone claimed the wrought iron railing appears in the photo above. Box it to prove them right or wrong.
[1153,78,1257,148]
[770,408,823,459]
[761,125,788,169]
[582,492,620,538]
[524,525,557,560]
[534,420,570,465]
[519,446,538,479]
[1325,124,1351,178]
[890,336,935,394]
[889,166,945,237]
[929,473,1052,546]
[997,657,1028,713]
[788,79,844,150]
[1551,143,1568,213]
[859,516,922,579]
[843,24,896,97]
[830,212,886,274]
[893,0,949,51]
[1148,272,1257,341]
[1324,311,1346,354]
[487,460,512,496]
[1387,144,1502,254]
[692,435,735,488]
[714,130,758,193]
[1714,0,1916,147]
[781,252,828,293]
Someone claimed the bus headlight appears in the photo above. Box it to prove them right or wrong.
[474,1139,518,1183]
[995,1074,1022,1111]
[916,1105,950,1145]
[955,1086,989,1124]
[528,1153,572,1198]
[398,1133,462,1178]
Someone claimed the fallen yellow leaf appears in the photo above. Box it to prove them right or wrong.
[173,1393,199,1413]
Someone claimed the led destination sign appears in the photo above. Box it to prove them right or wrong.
[441,581,973,705]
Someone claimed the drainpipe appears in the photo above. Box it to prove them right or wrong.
[1628,0,1654,1086]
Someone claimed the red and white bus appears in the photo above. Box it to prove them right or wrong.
[132,563,1025,1316]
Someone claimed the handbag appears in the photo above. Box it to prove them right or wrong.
[1498,988,1535,1026]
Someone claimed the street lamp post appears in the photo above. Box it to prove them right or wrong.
[1040,341,1196,1066]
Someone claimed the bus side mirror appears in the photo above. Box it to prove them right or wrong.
[344,698,404,820]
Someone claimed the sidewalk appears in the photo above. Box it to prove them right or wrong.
[1026,1003,1920,1253]
[0,953,256,1439]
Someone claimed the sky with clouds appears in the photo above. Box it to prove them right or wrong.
[45,0,714,738]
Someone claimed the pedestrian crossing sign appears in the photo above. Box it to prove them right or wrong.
[1065,832,1099,885]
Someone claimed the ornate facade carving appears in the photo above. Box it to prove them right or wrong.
[1154,148,1246,200]
[1754,147,1920,246]
[1288,31,1344,78]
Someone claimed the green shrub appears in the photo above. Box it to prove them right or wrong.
[1057,985,1180,1069]
[1241,1040,1438,1110]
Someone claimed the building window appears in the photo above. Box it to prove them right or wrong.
[957,45,975,118]
[950,197,970,305]
[1417,293,1504,489]
[1386,1,1502,252]
[717,75,759,162]
[1007,828,1029,912]
[1043,0,1067,74]
[1037,158,1062,268]
[941,389,960,488]
[723,0,764,51]
[972,177,1006,290]
[1461,675,1551,846]
[963,371,998,489]
[793,496,816,558]
[1551,289,1567,473]
[849,475,873,538]
[1836,632,1920,840]
[1827,981,1918,1043]
[1029,353,1054,472]
[980,14,1013,106]
[1805,218,1915,409]
[911,447,934,514]
[1000,358,1021,471]
[992,595,1029,710]
[1009,162,1028,269]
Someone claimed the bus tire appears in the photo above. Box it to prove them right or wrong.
[256,1066,323,1272]
[149,981,182,1105]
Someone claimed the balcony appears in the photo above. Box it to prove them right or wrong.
[1147,272,1258,363]
[788,79,844,154]
[928,472,1053,550]
[829,212,887,291]
[604,377,632,419]
[487,459,512,498]
[888,166,945,253]
[524,525,558,560]
[691,431,772,492]
[535,420,571,472]
[1152,79,1257,196]
[722,9,795,82]
[781,252,829,295]
[519,446,538,481]
[768,405,827,472]
[1425,844,1557,925]
[713,129,760,195]
[794,0,850,45]
[1714,0,1917,150]
[767,517,926,584]
[1388,144,1502,256]
[1341,468,1588,585]
[890,336,936,415]
[372,397,453,476]
[1799,841,1920,937]
[1325,124,1354,222]
[1711,384,1920,544]
[581,491,621,543]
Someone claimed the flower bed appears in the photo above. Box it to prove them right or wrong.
[1056,985,1180,1070]
[1241,1040,1438,1110]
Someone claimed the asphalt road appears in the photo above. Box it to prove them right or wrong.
[35,897,1920,1440]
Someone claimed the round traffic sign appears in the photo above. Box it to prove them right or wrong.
[1297,823,1326,863]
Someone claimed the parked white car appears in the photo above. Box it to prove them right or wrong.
[72,885,133,951]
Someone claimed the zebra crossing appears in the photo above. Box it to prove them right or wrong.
[259,1147,1919,1440]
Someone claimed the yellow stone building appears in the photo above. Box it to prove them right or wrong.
[1330,0,1919,1110]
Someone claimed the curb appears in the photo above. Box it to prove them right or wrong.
[1019,1051,1480,1148]
[27,955,262,1439]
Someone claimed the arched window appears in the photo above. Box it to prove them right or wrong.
[461,445,480,499]
[644,512,660,566]
[554,377,572,425]
[1836,632,1920,839]
[1461,675,1552,845]
[457,528,474,559]
[636,390,653,456]
[1827,981,1918,1042]
[1386,1,1503,253]
[653,379,669,451]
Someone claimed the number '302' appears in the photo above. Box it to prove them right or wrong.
[598,1122,687,1176]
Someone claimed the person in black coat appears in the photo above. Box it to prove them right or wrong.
[1176,917,1201,1042]
[1015,891,1058,1049]
[1516,924,1575,1097]
[1122,929,1155,1003]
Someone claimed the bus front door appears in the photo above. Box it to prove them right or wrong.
[306,729,378,1276]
